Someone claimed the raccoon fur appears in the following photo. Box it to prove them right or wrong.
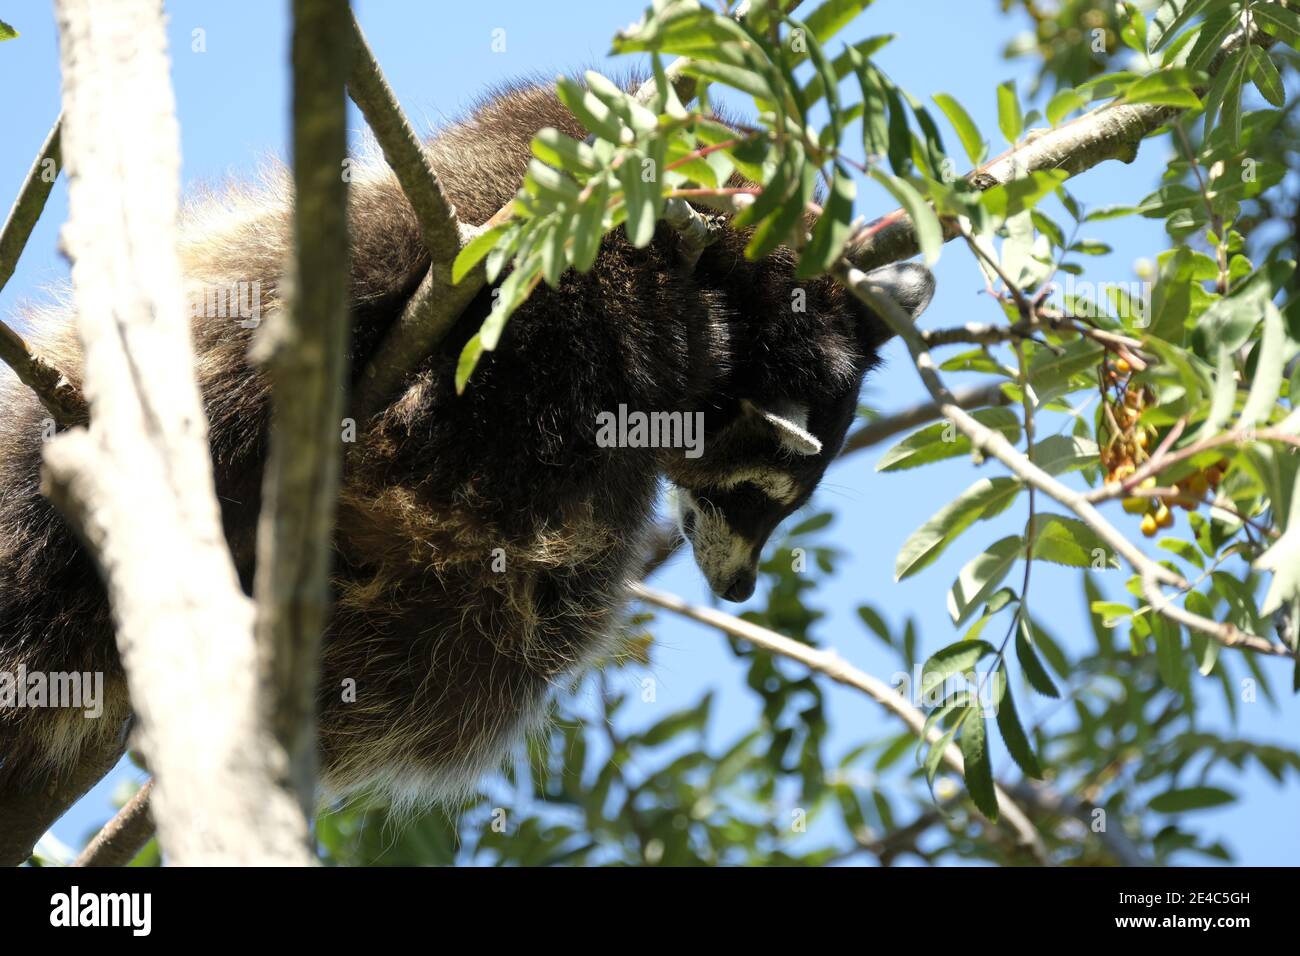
[0,79,933,811]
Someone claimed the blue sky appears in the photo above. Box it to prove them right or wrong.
[2,0,1296,864]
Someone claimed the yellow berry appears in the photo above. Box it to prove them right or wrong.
[1122,496,1147,514]
[1114,357,1131,375]
[1140,513,1158,537]
[1156,504,1174,529]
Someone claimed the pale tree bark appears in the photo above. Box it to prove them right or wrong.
[40,0,313,865]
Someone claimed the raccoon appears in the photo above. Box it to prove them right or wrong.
[0,79,933,812]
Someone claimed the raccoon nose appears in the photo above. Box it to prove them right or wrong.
[722,572,756,603]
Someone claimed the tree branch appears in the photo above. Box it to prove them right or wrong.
[843,18,1272,271]
[628,581,1052,864]
[832,264,1294,660]
[249,0,352,821]
[73,778,155,867]
[41,0,313,865]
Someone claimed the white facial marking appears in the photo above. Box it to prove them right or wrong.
[714,467,800,505]
[674,489,755,596]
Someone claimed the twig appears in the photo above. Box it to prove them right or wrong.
[344,11,480,423]
[842,382,1010,454]
[0,115,86,428]
[73,779,155,867]
[345,13,459,265]
[629,581,1052,864]
[0,115,62,295]
[1085,425,1300,503]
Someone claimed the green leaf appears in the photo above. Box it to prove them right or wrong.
[1123,68,1202,108]
[1030,514,1117,569]
[868,168,942,265]
[455,333,484,394]
[1246,47,1286,107]
[895,477,1022,579]
[996,80,1023,143]
[980,169,1070,219]
[1017,619,1060,698]
[522,159,579,204]
[584,70,658,135]
[571,178,609,272]
[531,127,598,175]
[556,77,626,144]
[1158,536,1206,570]
[959,707,998,820]
[617,150,658,248]
[1153,615,1188,690]
[800,34,895,104]
[924,723,959,788]
[1046,89,1086,126]
[1032,434,1099,476]
[683,60,776,102]
[921,640,996,695]
[1187,9,1241,72]
[745,163,817,260]
[803,0,875,43]
[1027,337,1104,392]
[1193,280,1267,355]
[1149,786,1236,813]
[1253,1,1300,48]
[1256,469,1300,615]
[0,19,16,41]
[948,536,1023,625]
[452,223,511,285]
[1149,0,1211,52]
[797,169,855,279]
[1239,301,1286,428]
[994,666,1043,778]
[877,407,1021,472]
[932,92,985,165]
[1120,2,1148,53]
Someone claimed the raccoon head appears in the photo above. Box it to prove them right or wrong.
[669,261,935,602]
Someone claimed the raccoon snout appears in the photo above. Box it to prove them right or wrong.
[721,571,756,603]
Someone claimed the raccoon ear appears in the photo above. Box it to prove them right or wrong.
[742,399,822,457]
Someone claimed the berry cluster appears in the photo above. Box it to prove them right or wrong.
[1099,358,1226,538]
